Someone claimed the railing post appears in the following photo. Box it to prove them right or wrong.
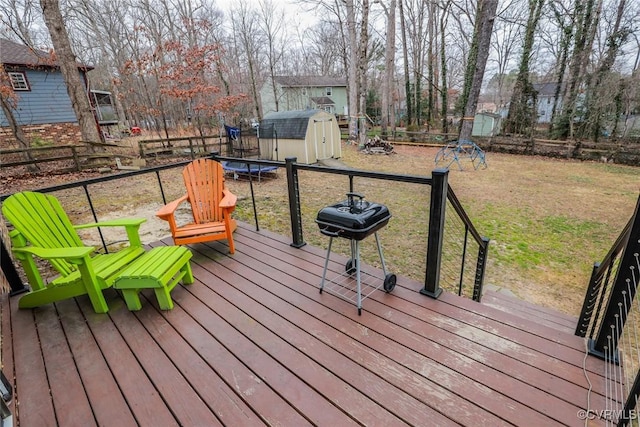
[590,196,640,358]
[620,369,640,426]
[575,262,601,337]
[421,168,448,299]
[472,237,490,302]
[285,157,305,248]
[188,137,195,159]
[71,146,80,172]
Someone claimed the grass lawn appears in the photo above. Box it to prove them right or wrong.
[4,141,638,317]
[225,142,640,316]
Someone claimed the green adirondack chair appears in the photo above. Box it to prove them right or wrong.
[1,191,147,313]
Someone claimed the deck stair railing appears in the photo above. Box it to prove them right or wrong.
[575,194,640,426]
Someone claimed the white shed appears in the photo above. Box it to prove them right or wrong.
[260,110,342,164]
[472,112,502,137]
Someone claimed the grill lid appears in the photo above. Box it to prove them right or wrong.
[316,193,391,240]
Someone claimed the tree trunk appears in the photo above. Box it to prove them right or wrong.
[399,0,412,127]
[345,0,360,140]
[358,0,370,147]
[426,0,436,128]
[548,3,574,137]
[380,0,396,137]
[40,0,104,148]
[504,0,545,136]
[555,0,597,140]
[584,0,629,140]
[440,1,451,133]
[459,0,499,141]
[456,3,480,125]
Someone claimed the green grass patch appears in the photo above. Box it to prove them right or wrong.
[473,204,611,276]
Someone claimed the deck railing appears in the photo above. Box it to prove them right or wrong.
[0,153,489,303]
[213,155,489,301]
[575,195,640,426]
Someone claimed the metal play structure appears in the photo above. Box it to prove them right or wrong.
[434,139,487,170]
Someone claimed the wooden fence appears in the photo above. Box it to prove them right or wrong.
[137,135,226,159]
[0,144,124,172]
[475,136,640,166]
[2,133,638,177]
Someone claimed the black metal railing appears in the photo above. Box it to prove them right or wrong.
[212,155,489,300]
[575,194,640,426]
[1,154,489,303]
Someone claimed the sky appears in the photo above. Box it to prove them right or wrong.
[219,0,318,31]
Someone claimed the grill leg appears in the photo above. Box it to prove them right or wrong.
[320,236,334,293]
[354,240,362,315]
[374,232,388,275]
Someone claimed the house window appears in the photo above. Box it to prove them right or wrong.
[325,87,332,96]
[8,72,30,91]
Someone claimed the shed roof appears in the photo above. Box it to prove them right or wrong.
[262,110,325,139]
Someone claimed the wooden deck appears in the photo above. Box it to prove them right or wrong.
[1,222,614,426]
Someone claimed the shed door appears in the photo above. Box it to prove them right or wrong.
[313,118,333,160]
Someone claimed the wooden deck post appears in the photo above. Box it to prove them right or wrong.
[421,168,448,299]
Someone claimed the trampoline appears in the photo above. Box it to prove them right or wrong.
[222,161,278,181]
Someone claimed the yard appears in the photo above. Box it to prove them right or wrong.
[2,141,639,316]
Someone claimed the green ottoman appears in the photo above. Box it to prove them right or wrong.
[114,246,194,311]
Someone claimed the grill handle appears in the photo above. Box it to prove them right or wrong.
[318,226,342,237]
[346,192,365,210]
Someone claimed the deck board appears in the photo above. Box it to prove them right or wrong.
[481,290,578,334]
[215,229,599,425]
[55,298,138,426]
[1,222,614,426]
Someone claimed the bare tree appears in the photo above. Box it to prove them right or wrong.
[297,20,346,76]
[459,0,499,141]
[229,0,264,122]
[0,0,42,45]
[357,0,370,146]
[344,0,360,139]
[398,0,412,127]
[426,0,438,129]
[487,0,522,110]
[40,0,104,146]
[259,0,286,118]
[438,0,450,133]
[582,0,631,140]
[379,0,396,136]
[503,0,545,136]
[554,0,600,139]
[539,0,575,137]
[400,0,428,128]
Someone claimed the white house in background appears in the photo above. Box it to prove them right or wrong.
[533,82,562,124]
[259,76,348,118]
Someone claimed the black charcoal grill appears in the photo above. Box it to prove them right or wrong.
[315,192,396,314]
